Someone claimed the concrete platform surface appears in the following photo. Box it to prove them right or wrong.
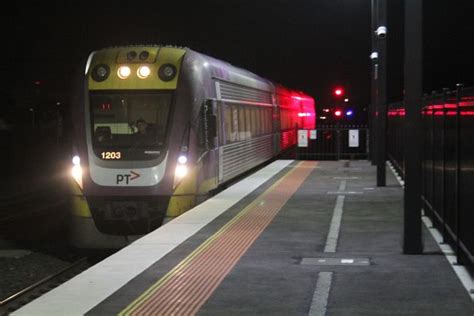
[13,160,473,316]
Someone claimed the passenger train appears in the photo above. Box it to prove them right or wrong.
[69,45,315,248]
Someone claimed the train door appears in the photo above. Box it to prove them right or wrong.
[200,99,220,189]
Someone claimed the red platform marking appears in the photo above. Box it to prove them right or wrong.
[120,161,316,316]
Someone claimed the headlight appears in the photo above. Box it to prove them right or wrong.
[71,155,83,189]
[137,66,151,79]
[175,165,188,179]
[139,51,149,60]
[127,51,137,61]
[177,155,188,164]
[117,66,131,79]
[72,155,80,165]
[91,64,110,82]
[158,63,177,82]
[173,154,188,189]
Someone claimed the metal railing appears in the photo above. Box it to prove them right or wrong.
[296,125,369,160]
[387,85,474,268]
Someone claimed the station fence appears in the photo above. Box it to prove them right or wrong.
[387,85,474,268]
[296,125,369,160]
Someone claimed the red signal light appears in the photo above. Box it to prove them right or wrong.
[334,110,342,117]
[334,88,344,96]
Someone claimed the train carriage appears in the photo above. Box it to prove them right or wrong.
[69,45,315,248]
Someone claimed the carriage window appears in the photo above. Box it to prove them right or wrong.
[245,107,252,139]
[232,105,239,142]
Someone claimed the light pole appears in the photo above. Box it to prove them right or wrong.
[373,0,387,187]
[370,0,378,166]
[333,87,344,160]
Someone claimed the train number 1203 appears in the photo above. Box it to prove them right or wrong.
[101,151,122,160]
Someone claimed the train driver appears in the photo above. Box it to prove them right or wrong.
[135,118,149,135]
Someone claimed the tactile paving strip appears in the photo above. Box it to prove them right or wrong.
[119,161,317,316]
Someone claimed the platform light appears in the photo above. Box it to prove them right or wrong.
[137,66,151,79]
[117,66,131,79]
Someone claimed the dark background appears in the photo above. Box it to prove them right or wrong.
[0,0,472,239]
[0,0,473,117]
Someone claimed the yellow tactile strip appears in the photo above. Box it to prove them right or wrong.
[120,161,316,316]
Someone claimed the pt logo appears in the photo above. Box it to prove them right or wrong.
[116,171,140,184]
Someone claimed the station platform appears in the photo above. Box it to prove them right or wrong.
[13,160,473,315]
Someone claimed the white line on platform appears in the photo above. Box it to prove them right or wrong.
[308,272,333,316]
[338,180,347,192]
[386,161,474,302]
[324,180,346,253]
[309,178,348,316]
[327,191,363,195]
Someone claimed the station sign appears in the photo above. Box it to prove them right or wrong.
[349,129,359,147]
[298,130,308,147]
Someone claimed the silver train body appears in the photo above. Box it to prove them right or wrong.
[69,46,315,248]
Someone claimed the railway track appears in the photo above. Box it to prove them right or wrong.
[0,257,90,315]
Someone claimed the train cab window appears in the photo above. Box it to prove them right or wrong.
[90,91,172,160]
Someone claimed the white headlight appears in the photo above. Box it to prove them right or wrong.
[175,165,188,178]
[177,155,187,164]
[71,165,83,189]
[72,155,80,165]
[137,66,151,79]
[117,66,131,79]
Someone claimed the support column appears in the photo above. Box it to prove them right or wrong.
[376,0,387,186]
[370,0,378,165]
[403,0,423,254]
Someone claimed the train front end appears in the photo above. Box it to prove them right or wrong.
[69,46,188,248]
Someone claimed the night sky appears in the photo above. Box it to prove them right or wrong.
[2,0,473,113]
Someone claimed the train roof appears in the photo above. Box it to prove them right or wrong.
[90,45,313,100]
[183,48,275,93]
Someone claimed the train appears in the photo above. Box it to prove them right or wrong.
[69,45,315,248]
